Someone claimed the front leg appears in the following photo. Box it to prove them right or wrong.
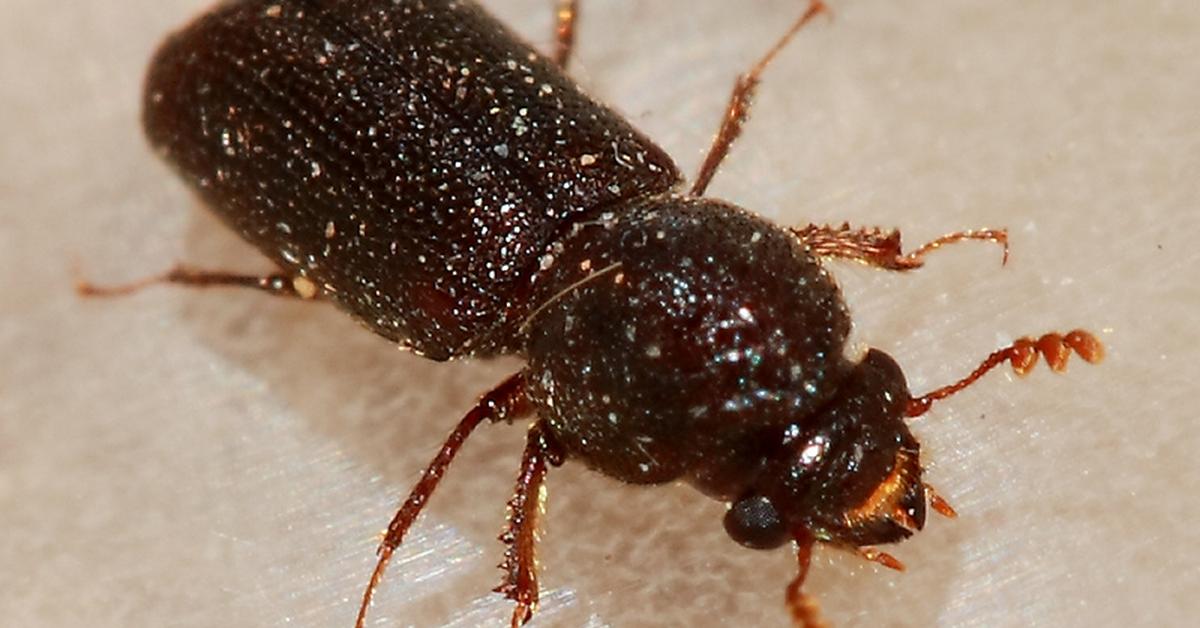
[792,223,1009,271]
[786,528,828,628]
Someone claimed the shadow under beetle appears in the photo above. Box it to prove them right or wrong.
[81,0,1105,625]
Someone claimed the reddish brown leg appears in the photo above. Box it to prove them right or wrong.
[924,483,959,519]
[552,0,579,68]
[75,263,319,300]
[856,547,905,572]
[495,422,565,628]
[355,373,531,628]
[786,528,828,628]
[907,330,1105,418]
[792,223,1009,271]
[690,0,829,196]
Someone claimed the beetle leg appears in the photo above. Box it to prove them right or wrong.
[552,0,579,69]
[355,373,531,628]
[856,547,905,571]
[924,483,959,519]
[786,528,829,628]
[906,330,1105,417]
[495,421,565,628]
[75,263,320,300]
[690,0,829,197]
[792,223,1009,271]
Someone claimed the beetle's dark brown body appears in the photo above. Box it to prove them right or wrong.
[132,1,1103,625]
[147,0,882,510]
[145,0,677,360]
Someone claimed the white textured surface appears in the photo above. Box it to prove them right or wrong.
[2,1,1197,627]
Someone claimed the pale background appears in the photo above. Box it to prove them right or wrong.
[2,1,1197,627]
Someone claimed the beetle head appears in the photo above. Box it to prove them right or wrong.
[723,349,927,550]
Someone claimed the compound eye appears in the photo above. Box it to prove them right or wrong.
[723,494,789,550]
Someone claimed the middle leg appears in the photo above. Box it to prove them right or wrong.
[354,373,532,628]
[495,422,566,628]
[690,1,829,197]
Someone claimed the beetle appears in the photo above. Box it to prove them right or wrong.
[80,0,1104,625]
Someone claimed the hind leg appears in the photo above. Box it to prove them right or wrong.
[551,0,579,68]
[76,263,320,300]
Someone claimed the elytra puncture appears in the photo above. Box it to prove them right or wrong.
[80,0,1105,625]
